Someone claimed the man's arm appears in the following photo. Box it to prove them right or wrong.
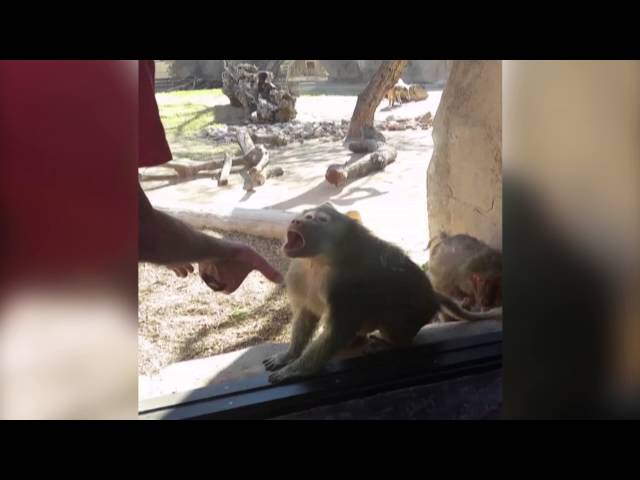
[138,184,235,264]
[138,184,283,293]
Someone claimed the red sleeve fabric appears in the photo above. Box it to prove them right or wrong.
[0,61,139,289]
[138,60,172,167]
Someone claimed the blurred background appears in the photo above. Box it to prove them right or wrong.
[503,61,640,418]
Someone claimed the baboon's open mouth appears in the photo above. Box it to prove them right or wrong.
[284,229,305,253]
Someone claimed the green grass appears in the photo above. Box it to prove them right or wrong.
[156,88,234,161]
[228,309,250,322]
[157,88,224,99]
[157,88,225,138]
[159,103,218,138]
[169,138,240,163]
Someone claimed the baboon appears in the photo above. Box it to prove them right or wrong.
[263,204,501,383]
[427,232,502,320]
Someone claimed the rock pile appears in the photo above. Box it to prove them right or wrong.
[202,113,433,147]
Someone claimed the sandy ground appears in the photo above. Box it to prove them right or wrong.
[139,229,292,376]
[139,90,441,377]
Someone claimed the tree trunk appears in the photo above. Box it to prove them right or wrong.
[346,60,409,142]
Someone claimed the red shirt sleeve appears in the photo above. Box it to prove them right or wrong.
[0,61,140,289]
[139,60,172,167]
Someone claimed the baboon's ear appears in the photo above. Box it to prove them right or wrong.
[345,210,362,224]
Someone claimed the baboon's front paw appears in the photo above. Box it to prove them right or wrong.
[364,335,393,355]
[262,352,290,372]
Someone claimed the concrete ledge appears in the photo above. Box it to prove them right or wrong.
[139,320,502,402]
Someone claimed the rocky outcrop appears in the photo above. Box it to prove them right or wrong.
[427,61,502,250]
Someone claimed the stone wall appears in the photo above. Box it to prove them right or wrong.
[289,60,329,78]
[403,60,452,85]
[159,60,452,85]
[426,60,502,250]
[167,60,272,81]
[319,60,364,82]
[169,60,223,80]
[320,60,451,85]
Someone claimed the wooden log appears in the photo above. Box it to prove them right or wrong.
[237,127,256,155]
[167,153,251,179]
[249,146,270,175]
[218,152,233,186]
[250,132,288,147]
[166,163,195,178]
[166,128,268,180]
[325,145,398,188]
[243,146,270,191]
[190,157,225,173]
[266,166,284,178]
[156,206,295,240]
[237,128,263,166]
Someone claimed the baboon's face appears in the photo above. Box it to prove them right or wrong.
[283,203,353,258]
[474,274,502,310]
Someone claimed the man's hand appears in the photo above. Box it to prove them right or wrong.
[199,242,283,294]
[169,263,194,278]
[168,242,283,294]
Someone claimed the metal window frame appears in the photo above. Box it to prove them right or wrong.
[139,330,502,420]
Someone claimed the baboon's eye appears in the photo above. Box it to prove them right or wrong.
[317,214,330,223]
[305,213,314,220]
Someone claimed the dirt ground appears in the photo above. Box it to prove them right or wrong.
[139,86,439,377]
[138,229,292,376]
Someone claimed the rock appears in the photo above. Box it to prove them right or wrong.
[408,84,429,101]
[427,61,502,250]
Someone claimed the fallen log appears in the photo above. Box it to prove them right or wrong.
[243,146,270,191]
[188,157,225,174]
[251,132,288,147]
[156,206,295,240]
[165,152,256,178]
[166,162,195,178]
[325,145,398,188]
[218,152,233,186]
[266,166,284,178]
[237,128,263,166]
[237,128,255,154]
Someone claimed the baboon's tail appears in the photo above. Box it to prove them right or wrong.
[435,292,502,322]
